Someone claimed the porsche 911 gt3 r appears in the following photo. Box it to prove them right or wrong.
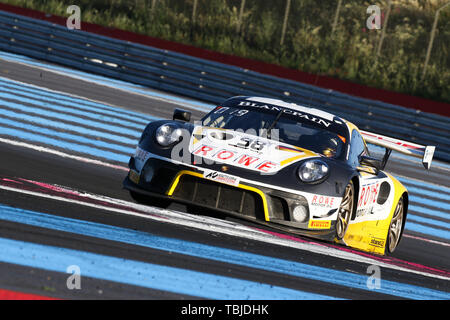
[123,96,435,255]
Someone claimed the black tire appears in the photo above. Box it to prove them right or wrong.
[386,196,404,254]
[336,181,355,240]
[129,191,170,208]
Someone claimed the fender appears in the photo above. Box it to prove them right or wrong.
[342,172,407,255]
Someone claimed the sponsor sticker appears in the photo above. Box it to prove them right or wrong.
[190,128,315,174]
[369,237,385,248]
[311,195,336,208]
[193,144,281,174]
[134,147,149,163]
[129,170,140,184]
[308,220,331,229]
[356,182,380,218]
[203,169,240,187]
[358,183,380,208]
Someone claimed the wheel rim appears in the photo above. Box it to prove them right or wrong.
[388,198,404,253]
[336,183,353,239]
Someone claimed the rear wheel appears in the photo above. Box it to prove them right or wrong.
[129,191,170,208]
[387,196,404,254]
[336,181,354,240]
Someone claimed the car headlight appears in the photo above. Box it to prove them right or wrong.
[155,124,182,147]
[298,160,329,183]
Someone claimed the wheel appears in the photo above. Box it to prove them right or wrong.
[386,196,404,254]
[336,181,354,240]
[129,191,170,208]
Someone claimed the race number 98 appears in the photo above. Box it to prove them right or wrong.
[235,137,266,152]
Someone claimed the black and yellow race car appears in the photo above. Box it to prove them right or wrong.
[123,96,435,255]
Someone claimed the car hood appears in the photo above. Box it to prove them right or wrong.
[188,126,321,174]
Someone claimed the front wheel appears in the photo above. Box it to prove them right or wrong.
[386,196,404,254]
[336,181,354,240]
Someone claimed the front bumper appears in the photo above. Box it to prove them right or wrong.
[123,157,337,241]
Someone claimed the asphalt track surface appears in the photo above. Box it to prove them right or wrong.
[0,51,449,302]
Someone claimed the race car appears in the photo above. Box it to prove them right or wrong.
[123,96,435,255]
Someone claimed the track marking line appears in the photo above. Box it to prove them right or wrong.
[403,234,450,247]
[0,137,128,171]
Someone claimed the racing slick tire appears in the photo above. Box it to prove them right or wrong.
[336,180,355,240]
[386,196,404,254]
[129,191,171,208]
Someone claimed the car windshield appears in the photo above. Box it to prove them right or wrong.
[201,106,346,158]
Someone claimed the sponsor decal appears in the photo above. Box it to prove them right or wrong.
[189,128,316,174]
[193,144,281,173]
[356,207,374,218]
[238,101,333,128]
[311,195,335,208]
[134,147,149,162]
[308,220,331,229]
[194,145,215,157]
[369,237,385,248]
[235,154,260,167]
[356,183,380,218]
[129,170,140,184]
[203,169,240,187]
[256,161,277,173]
[358,183,380,208]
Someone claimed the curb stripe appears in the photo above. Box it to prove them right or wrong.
[0,237,338,300]
[0,76,156,122]
[0,98,142,137]
[0,79,154,124]
[405,221,450,241]
[0,125,130,163]
[0,203,448,300]
[0,117,135,154]
[0,88,151,129]
[0,289,58,300]
[0,107,139,145]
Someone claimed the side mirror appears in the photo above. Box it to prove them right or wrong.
[173,109,191,122]
[359,155,383,171]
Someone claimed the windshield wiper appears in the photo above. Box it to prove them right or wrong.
[265,109,284,140]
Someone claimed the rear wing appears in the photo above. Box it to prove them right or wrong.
[360,130,435,170]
